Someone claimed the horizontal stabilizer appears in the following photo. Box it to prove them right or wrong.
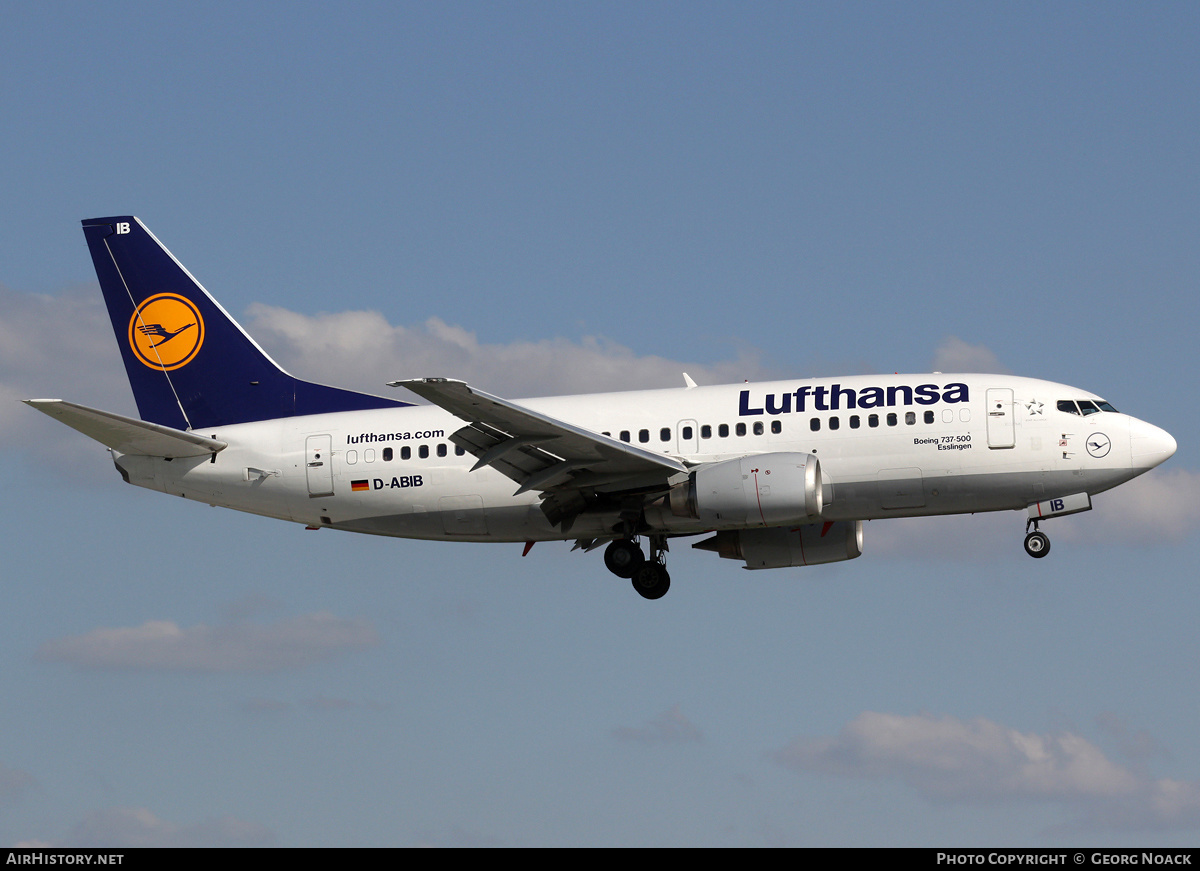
[23,399,227,458]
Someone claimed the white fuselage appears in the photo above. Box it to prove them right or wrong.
[112,373,1174,543]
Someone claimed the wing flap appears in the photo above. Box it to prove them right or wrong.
[24,399,227,458]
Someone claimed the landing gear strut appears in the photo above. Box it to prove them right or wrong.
[630,535,670,600]
[1023,519,1050,559]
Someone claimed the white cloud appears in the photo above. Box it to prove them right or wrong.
[774,711,1200,832]
[0,285,123,406]
[244,304,778,400]
[0,285,135,480]
[931,336,1010,374]
[611,704,704,745]
[35,612,378,673]
[1077,468,1200,544]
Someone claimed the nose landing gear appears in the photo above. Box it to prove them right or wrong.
[1023,519,1051,558]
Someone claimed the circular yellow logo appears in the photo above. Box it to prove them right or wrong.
[128,294,205,371]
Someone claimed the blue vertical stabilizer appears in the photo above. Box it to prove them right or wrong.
[82,216,409,430]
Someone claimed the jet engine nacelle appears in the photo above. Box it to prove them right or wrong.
[670,452,823,528]
[693,520,864,570]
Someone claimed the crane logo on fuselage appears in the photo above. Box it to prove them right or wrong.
[1086,433,1111,458]
[127,293,205,371]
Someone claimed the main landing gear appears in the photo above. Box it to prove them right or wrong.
[604,536,671,600]
[1023,519,1051,559]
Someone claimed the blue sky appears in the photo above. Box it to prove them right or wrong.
[2,2,1198,847]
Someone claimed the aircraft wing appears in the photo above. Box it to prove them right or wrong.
[390,378,688,528]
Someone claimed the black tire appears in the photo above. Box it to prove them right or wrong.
[1023,530,1051,558]
[604,539,645,578]
[631,563,671,600]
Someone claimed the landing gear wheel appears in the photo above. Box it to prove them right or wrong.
[631,563,671,600]
[604,539,645,578]
[1024,530,1051,558]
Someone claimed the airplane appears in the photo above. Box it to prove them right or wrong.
[25,216,1178,600]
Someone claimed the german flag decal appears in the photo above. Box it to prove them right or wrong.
[351,479,370,492]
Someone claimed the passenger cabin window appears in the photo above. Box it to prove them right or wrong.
[620,430,630,442]
[419,445,429,459]
[810,418,820,432]
[701,425,712,439]
[401,446,411,460]
[828,416,839,431]
[849,415,860,429]
[771,420,782,434]
[682,425,693,439]
[437,444,447,457]
[753,421,764,436]
[905,411,915,425]
[383,447,393,461]
[639,429,650,443]
[719,424,729,438]
[887,413,897,426]
[660,427,671,442]
[869,414,879,428]
[735,422,746,437]
[924,411,935,424]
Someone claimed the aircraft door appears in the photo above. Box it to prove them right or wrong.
[305,434,335,497]
[677,419,699,456]
[986,388,1015,449]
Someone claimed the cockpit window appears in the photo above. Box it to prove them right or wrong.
[1059,398,1118,415]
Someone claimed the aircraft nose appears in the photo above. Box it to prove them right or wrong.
[1129,418,1177,470]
